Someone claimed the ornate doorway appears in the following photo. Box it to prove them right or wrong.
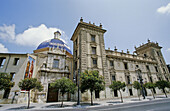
[47,83,58,102]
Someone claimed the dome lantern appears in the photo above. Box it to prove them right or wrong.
[54,31,61,39]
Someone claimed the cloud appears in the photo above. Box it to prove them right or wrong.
[0,43,9,53]
[166,48,170,52]
[157,3,170,14]
[0,24,70,47]
[0,24,15,40]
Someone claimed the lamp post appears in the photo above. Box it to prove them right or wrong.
[73,70,80,106]
[77,69,80,106]
[136,68,145,99]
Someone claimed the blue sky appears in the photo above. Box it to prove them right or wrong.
[0,0,170,63]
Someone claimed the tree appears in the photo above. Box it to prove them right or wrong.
[133,81,141,100]
[109,81,126,103]
[155,80,169,98]
[50,77,77,107]
[18,78,43,109]
[80,70,105,105]
[144,82,156,99]
[0,72,14,91]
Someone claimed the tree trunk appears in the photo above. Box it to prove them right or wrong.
[118,90,123,103]
[138,89,140,100]
[91,91,93,105]
[163,89,168,98]
[151,89,155,99]
[27,91,30,109]
[61,94,64,107]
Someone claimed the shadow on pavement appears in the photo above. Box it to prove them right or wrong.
[131,99,141,101]
[107,101,121,104]
[42,104,72,108]
[42,103,100,109]
[156,96,167,98]
[7,106,35,110]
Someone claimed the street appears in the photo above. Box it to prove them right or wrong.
[42,98,170,111]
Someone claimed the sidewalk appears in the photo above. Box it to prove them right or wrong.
[0,94,169,111]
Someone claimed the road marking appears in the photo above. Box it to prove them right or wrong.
[90,100,170,111]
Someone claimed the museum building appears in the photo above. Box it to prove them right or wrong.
[0,18,169,103]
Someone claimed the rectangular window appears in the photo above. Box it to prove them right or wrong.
[157,51,160,56]
[127,76,131,84]
[91,35,95,42]
[163,68,166,73]
[146,65,150,71]
[124,63,128,70]
[110,61,114,66]
[160,59,163,64]
[75,50,77,57]
[53,59,59,68]
[74,61,77,70]
[0,57,6,68]
[150,77,153,83]
[93,58,97,67]
[112,75,116,81]
[92,47,96,55]
[10,72,15,81]
[155,66,158,72]
[13,58,19,65]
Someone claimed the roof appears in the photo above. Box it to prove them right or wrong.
[36,38,72,54]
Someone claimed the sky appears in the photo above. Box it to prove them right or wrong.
[0,0,170,63]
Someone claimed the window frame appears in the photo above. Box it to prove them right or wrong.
[53,59,59,68]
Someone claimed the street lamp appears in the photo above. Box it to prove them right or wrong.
[135,68,145,99]
[73,69,81,106]
[77,69,80,106]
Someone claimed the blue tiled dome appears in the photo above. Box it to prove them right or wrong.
[37,38,72,54]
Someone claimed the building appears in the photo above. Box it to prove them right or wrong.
[71,18,170,101]
[0,18,169,103]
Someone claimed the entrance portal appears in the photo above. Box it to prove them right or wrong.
[47,83,58,102]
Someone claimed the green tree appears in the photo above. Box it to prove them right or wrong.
[155,80,169,98]
[144,82,156,99]
[80,70,105,105]
[0,72,14,91]
[18,78,43,109]
[51,77,77,107]
[109,81,126,103]
[133,81,141,100]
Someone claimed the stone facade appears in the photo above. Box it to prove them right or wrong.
[0,18,169,104]
[71,18,170,101]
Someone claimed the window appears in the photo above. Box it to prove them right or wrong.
[124,63,128,70]
[75,50,77,57]
[91,35,95,42]
[150,77,153,83]
[92,47,96,55]
[93,58,97,67]
[127,76,130,84]
[10,72,15,81]
[136,65,139,68]
[110,61,114,66]
[144,54,147,57]
[157,51,160,56]
[155,66,158,72]
[53,59,59,68]
[13,58,19,65]
[112,75,116,81]
[0,57,6,68]
[163,68,166,73]
[75,39,77,47]
[160,59,163,64]
[74,61,77,70]
[95,90,100,98]
[146,65,150,71]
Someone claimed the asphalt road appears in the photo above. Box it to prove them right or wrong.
[42,98,170,111]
